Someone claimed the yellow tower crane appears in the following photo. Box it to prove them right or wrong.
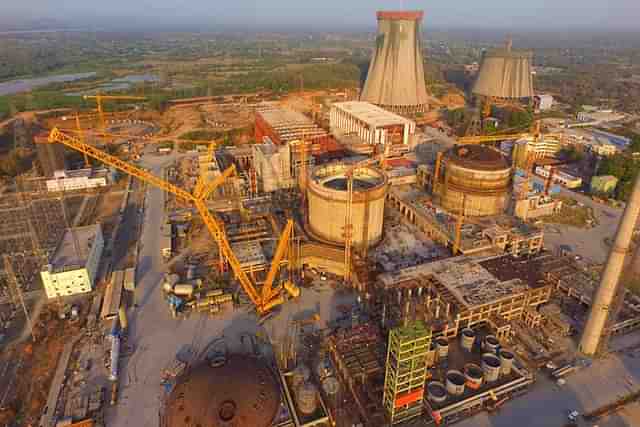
[45,127,298,314]
[82,93,147,131]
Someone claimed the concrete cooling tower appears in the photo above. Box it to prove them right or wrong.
[472,41,534,99]
[360,11,429,115]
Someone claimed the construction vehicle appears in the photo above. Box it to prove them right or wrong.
[45,128,298,315]
[82,93,147,131]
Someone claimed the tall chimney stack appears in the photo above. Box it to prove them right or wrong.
[579,173,640,355]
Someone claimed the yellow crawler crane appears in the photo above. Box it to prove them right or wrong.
[46,127,297,314]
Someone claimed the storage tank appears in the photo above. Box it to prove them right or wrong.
[296,383,318,415]
[173,284,194,297]
[109,335,120,382]
[435,337,449,359]
[460,328,476,351]
[499,350,515,376]
[445,370,465,396]
[426,381,447,404]
[292,364,311,388]
[307,163,388,248]
[118,306,128,331]
[464,363,484,390]
[322,377,340,397]
[482,353,501,382]
[438,145,512,217]
[483,335,500,353]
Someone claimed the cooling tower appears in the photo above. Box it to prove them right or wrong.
[360,11,429,115]
[472,40,534,99]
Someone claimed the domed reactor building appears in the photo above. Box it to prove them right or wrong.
[162,354,282,427]
[360,11,430,115]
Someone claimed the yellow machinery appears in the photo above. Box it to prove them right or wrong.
[83,93,147,131]
[46,127,297,314]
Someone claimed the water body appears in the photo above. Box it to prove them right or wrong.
[0,72,96,96]
[68,74,159,96]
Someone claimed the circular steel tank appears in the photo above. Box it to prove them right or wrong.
[427,381,447,404]
[322,377,340,396]
[435,337,449,359]
[173,284,194,297]
[464,363,484,389]
[499,349,515,376]
[460,328,476,352]
[440,145,511,217]
[483,335,500,353]
[292,364,311,388]
[296,383,318,415]
[482,353,502,382]
[307,163,388,248]
[445,370,466,396]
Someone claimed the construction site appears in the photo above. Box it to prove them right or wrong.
[2,8,640,427]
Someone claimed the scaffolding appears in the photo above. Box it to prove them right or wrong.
[382,320,431,425]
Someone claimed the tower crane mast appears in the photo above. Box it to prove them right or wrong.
[46,127,295,314]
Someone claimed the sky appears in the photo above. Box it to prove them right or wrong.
[3,0,640,31]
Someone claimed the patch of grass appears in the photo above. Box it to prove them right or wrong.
[542,199,597,228]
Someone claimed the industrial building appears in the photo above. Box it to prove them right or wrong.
[252,142,294,193]
[535,166,582,189]
[40,224,104,299]
[435,145,512,217]
[329,101,416,147]
[591,175,618,195]
[511,134,562,168]
[512,193,563,221]
[35,133,67,177]
[534,94,554,111]
[360,11,430,115]
[307,162,388,248]
[46,168,108,192]
[255,106,331,146]
[472,40,534,100]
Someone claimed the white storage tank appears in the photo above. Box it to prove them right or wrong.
[435,337,449,359]
[460,328,475,352]
[173,284,194,297]
[445,370,465,396]
[464,363,484,389]
[499,349,515,376]
[482,353,501,382]
[426,381,447,404]
[483,335,500,353]
[296,383,318,415]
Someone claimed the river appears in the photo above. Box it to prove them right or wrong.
[0,72,96,96]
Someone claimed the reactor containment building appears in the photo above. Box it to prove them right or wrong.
[307,163,388,248]
[360,11,430,115]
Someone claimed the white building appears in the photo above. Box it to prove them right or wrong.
[535,166,582,189]
[330,101,416,147]
[46,168,108,192]
[40,224,104,299]
[534,94,554,111]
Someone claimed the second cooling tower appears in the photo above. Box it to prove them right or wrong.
[361,11,429,115]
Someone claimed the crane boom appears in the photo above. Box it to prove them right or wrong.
[46,127,283,313]
[83,94,146,131]
[261,219,295,301]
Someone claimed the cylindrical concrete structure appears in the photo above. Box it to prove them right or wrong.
[440,145,511,217]
[580,172,640,355]
[482,353,501,382]
[445,370,465,396]
[427,381,447,403]
[464,363,484,389]
[483,335,500,354]
[361,11,429,114]
[296,383,318,415]
[472,42,534,99]
[435,337,449,359]
[499,350,515,376]
[460,328,476,351]
[307,163,387,248]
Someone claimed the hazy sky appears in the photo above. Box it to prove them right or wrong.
[4,0,640,30]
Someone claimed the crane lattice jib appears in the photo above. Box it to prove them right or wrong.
[47,128,268,313]
[261,219,294,302]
